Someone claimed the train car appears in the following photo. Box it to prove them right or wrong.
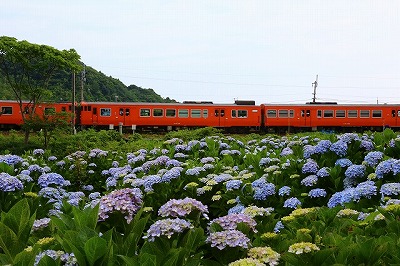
[79,101,261,132]
[261,103,400,132]
[0,100,73,128]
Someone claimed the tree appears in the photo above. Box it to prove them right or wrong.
[0,36,82,143]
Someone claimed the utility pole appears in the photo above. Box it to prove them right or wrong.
[312,75,318,103]
[81,64,86,102]
[72,71,76,134]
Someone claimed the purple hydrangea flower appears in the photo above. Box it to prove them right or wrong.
[278,186,291,196]
[38,173,70,188]
[364,151,383,167]
[32,217,51,231]
[376,159,395,179]
[226,180,242,191]
[206,230,250,250]
[330,141,348,157]
[274,221,284,233]
[335,158,353,168]
[308,188,327,198]
[0,173,24,191]
[301,175,318,187]
[158,197,209,218]
[98,188,143,224]
[252,178,276,200]
[0,154,24,165]
[210,213,257,232]
[280,147,293,156]
[344,165,366,179]
[380,183,400,196]
[283,197,302,209]
[303,145,315,159]
[145,218,193,242]
[302,159,319,174]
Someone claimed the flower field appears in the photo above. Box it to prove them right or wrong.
[1,129,400,265]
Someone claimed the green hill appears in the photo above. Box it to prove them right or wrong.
[0,64,176,103]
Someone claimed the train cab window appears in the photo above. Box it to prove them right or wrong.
[335,110,345,118]
[360,110,370,118]
[178,109,189,118]
[1,107,12,115]
[140,109,150,117]
[220,110,225,117]
[231,110,237,118]
[125,108,130,116]
[238,110,247,118]
[93,107,97,115]
[191,109,201,118]
[153,109,163,117]
[289,110,294,117]
[100,108,111,117]
[279,110,288,118]
[203,109,208,118]
[267,110,277,118]
[166,109,176,117]
[317,110,322,118]
[348,110,357,118]
[119,108,124,116]
[372,110,382,118]
[44,107,56,115]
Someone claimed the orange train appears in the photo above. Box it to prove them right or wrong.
[1,100,399,132]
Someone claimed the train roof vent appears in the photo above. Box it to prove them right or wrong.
[235,100,256,105]
[183,101,213,104]
[306,101,338,105]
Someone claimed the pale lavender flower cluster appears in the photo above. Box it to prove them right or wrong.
[34,250,77,266]
[339,133,360,143]
[67,191,85,206]
[283,197,302,209]
[98,188,143,224]
[206,230,250,250]
[32,217,51,231]
[201,157,215,164]
[303,145,315,159]
[302,159,319,174]
[165,159,182,168]
[364,151,383,167]
[38,187,67,203]
[327,181,377,208]
[360,140,374,151]
[145,218,193,242]
[33,149,45,156]
[380,183,400,196]
[161,167,183,182]
[158,197,209,218]
[143,175,162,192]
[210,213,257,232]
[88,148,108,158]
[259,157,271,166]
[280,147,293,156]
[0,173,24,191]
[317,167,330,177]
[38,173,71,188]
[301,175,318,187]
[273,221,284,233]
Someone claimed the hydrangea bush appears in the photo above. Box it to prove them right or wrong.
[0,129,400,265]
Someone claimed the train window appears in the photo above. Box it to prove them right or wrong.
[231,110,237,118]
[279,110,288,118]
[88,106,92,111]
[166,109,176,117]
[1,107,12,115]
[178,109,189,118]
[191,109,201,118]
[214,110,219,117]
[61,107,66,112]
[301,110,304,117]
[347,110,357,118]
[317,110,322,118]
[336,110,345,118]
[44,107,56,115]
[140,109,150,117]
[93,107,97,115]
[221,110,225,117]
[289,110,294,117]
[238,110,247,118]
[398,110,400,117]
[323,110,334,118]
[153,109,163,117]
[372,110,382,118]
[68,105,72,111]
[119,108,124,116]
[360,110,370,118]
[267,110,277,118]
[203,109,208,118]
[125,108,130,116]
[306,110,310,117]
[100,108,111,117]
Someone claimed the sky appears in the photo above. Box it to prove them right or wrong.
[1,1,400,105]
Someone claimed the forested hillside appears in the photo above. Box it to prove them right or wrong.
[0,65,176,103]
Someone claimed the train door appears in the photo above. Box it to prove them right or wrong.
[301,109,311,127]
[214,108,226,127]
[392,109,400,127]
[118,107,131,125]
[92,107,98,125]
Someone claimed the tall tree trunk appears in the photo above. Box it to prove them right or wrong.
[24,128,30,145]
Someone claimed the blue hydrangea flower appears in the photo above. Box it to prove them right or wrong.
[317,167,330,178]
[380,183,400,196]
[303,145,315,159]
[344,165,366,179]
[330,141,348,157]
[33,149,45,156]
[315,140,332,154]
[376,159,395,179]
[143,175,162,192]
[0,154,24,165]
[32,217,51,231]
[226,180,242,191]
[283,197,302,208]
[145,218,193,242]
[308,188,327,198]
[0,173,24,192]
[360,140,374,151]
[301,175,318,187]
[335,158,353,168]
[280,147,293,156]
[364,151,384,167]
[274,221,284,233]
[38,173,70,188]
[228,204,246,214]
[210,213,257,232]
[252,178,276,200]
[158,197,209,218]
[278,186,291,196]
[302,159,319,174]
[356,180,377,199]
